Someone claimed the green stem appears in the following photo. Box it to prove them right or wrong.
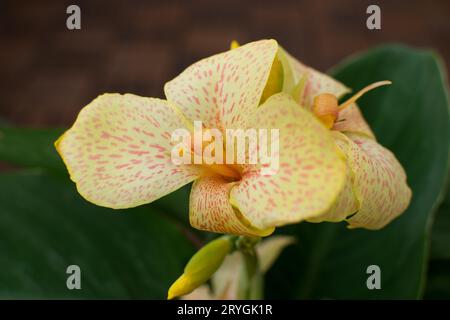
[236,236,263,299]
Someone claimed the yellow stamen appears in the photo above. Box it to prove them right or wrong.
[339,80,392,111]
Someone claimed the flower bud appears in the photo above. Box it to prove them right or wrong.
[167,236,233,299]
[230,40,240,50]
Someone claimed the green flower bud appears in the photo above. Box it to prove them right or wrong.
[167,236,233,299]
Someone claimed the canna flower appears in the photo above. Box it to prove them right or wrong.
[55,39,411,237]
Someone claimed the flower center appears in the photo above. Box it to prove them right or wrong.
[175,121,277,182]
[205,163,242,181]
[190,128,242,182]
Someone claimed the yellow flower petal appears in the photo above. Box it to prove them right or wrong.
[189,175,274,236]
[333,132,412,229]
[164,39,278,130]
[260,55,284,104]
[307,167,360,223]
[229,93,347,229]
[56,94,201,209]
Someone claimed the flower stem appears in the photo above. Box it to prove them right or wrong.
[236,236,263,299]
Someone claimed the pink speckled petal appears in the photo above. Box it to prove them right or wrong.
[229,93,347,229]
[56,94,201,209]
[333,103,375,138]
[280,47,350,107]
[164,39,278,129]
[334,132,412,229]
[306,168,359,223]
[189,175,275,237]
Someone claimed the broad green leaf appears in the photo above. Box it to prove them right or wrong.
[424,260,450,299]
[266,45,449,299]
[0,126,65,174]
[429,183,450,261]
[425,181,450,298]
[0,171,195,298]
[155,184,191,227]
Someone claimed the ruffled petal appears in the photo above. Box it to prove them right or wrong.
[229,93,347,229]
[334,132,412,229]
[189,175,275,236]
[164,39,278,129]
[56,94,201,209]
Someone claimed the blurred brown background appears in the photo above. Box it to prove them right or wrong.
[0,0,449,127]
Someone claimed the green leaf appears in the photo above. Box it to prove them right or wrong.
[0,171,195,298]
[429,183,450,261]
[0,126,65,174]
[155,184,192,227]
[266,44,450,299]
[424,259,450,299]
[425,181,450,298]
